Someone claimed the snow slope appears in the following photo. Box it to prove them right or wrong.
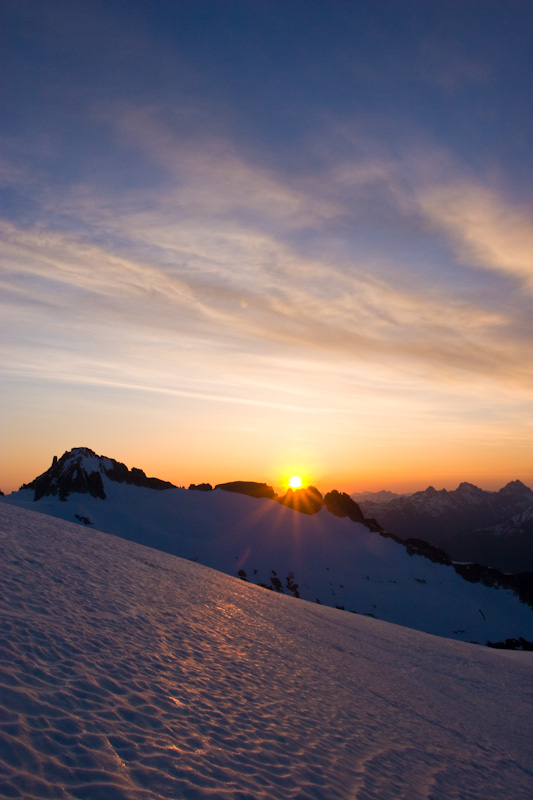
[1,503,532,799]
[3,478,532,645]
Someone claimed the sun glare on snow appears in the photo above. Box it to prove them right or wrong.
[288,475,303,489]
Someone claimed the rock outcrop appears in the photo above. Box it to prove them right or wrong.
[215,481,276,499]
[323,490,383,531]
[21,447,175,501]
[278,486,324,515]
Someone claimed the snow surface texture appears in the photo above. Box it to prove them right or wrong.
[4,480,533,645]
[1,504,533,800]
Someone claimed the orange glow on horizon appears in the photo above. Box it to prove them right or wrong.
[0,425,531,498]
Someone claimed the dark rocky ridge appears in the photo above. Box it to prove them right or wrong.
[278,486,324,515]
[21,447,176,501]
[214,481,381,529]
[215,481,276,499]
[375,529,533,611]
[324,490,383,532]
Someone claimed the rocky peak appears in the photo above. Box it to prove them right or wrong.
[20,448,176,502]
[324,490,365,523]
[278,486,324,515]
[456,482,484,496]
[21,449,106,502]
[67,447,98,459]
[498,480,533,501]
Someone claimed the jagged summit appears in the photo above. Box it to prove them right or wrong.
[456,481,484,494]
[21,448,176,501]
[497,480,533,500]
[66,446,98,458]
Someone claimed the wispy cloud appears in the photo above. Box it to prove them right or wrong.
[1,184,530,400]
[2,103,532,425]
[418,183,533,285]
[94,102,340,231]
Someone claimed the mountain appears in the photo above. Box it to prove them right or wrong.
[470,503,533,568]
[351,489,408,503]
[3,448,532,647]
[19,446,176,500]
[17,447,381,530]
[360,481,533,572]
[477,502,533,539]
[1,503,532,799]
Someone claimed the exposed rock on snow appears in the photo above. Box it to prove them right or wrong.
[324,489,366,522]
[21,447,176,501]
[278,485,324,515]
[473,501,533,559]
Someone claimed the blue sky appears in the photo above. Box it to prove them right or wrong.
[1,0,532,492]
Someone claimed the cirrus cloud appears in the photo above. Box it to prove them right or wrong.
[418,183,533,285]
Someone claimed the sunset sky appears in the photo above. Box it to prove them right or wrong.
[1,0,532,495]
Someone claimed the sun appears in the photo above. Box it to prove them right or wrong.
[288,475,303,490]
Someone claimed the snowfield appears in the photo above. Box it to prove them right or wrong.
[4,477,533,645]
[1,503,532,799]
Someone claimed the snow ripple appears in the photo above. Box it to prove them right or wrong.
[1,504,532,799]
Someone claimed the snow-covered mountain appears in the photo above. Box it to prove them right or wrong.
[1,503,533,800]
[476,502,533,541]
[360,481,533,572]
[351,489,408,504]
[3,448,532,647]
[18,446,177,500]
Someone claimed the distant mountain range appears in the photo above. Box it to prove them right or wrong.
[359,481,533,573]
[351,489,408,503]
[2,447,532,648]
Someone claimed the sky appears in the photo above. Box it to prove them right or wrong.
[1,0,532,495]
